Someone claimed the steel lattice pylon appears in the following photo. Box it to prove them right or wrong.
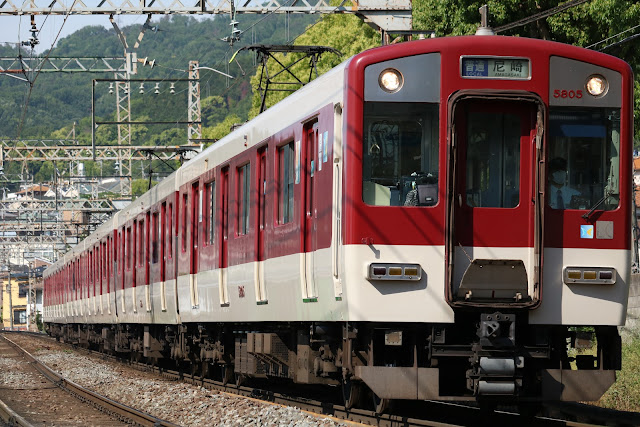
[188,61,202,145]
[114,71,133,196]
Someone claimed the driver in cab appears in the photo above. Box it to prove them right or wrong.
[548,157,580,209]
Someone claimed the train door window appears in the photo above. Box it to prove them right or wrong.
[362,102,439,206]
[126,226,132,271]
[206,181,215,245]
[237,163,251,235]
[167,202,173,259]
[182,193,188,252]
[152,212,159,263]
[465,112,521,208]
[278,141,295,224]
[548,108,620,210]
[138,219,144,267]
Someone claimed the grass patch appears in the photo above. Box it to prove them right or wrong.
[596,333,640,412]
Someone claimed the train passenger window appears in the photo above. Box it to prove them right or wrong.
[206,181,215,244]
[152,212,159,263]
[465,112,521,208]
[237,163,251,235]
[362,102,439,206]
[548,108,620,211]
[278,142,295,223]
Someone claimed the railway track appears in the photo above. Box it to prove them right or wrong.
[0,333,178,427]
[8,332,640,427]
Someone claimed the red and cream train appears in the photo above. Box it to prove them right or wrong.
[44,34,633,407]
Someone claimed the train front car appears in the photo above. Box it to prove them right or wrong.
[342,36,632,405]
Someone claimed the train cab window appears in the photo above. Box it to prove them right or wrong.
[548,108,620,211]
[362,103,439,206]
[237,163,251,235]
[278,142,295,223]
[465,112,521,208]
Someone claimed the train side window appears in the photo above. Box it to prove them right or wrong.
[548,108,620,211]
[152,212,159,263]
[182,193,188,252]
[167,202,173,258]
[237,163,251,235]
[206,181,215,245]
[277,142,295,224]
[362,102,439,207]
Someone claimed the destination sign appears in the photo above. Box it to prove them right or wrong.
[461,57,530,80]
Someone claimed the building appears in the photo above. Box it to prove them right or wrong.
[2,275,28,331]
[1,261,48,331]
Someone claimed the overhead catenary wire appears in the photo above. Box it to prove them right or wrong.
[15,0,79,139]
[586,22,640,50]
[493,0,591,34]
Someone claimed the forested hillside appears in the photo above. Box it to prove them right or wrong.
[0,13,315,140]
[0,0,639,187]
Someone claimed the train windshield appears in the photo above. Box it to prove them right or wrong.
[362,102,439,206]
[548,108,620,211]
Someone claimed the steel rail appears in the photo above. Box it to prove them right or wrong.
[0,398,32,427]
[17,331,638,427]
[1,334,180,427]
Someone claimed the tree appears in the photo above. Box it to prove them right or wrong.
[247,13,379,117]
[413,0,640,143]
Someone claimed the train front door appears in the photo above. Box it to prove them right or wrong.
[448,97,542,306]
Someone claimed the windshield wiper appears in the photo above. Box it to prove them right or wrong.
[581,190,613,220]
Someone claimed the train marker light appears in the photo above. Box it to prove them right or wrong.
[586,75,607,97]
[368,263,421,281]
[379,68,403,93]
[563,267,616,285]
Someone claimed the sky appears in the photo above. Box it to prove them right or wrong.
[0,15,148,54]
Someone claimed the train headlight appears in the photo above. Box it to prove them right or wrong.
[563,267,616,285]
[586,75,608,97]
[379,68,403,93]
[368,263,421,281]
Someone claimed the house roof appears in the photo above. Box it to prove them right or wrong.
[16,185,50,195]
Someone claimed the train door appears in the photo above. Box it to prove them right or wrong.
[160,202,167,311]
[219,168,230,305]
[145,212,151,311]
[256,147,268,302]
[448,97,542,306]
[302,121,319,300]
[190,181,200,308]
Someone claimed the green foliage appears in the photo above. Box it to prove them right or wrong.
[35,312,43,331]
[202,114,243,146]
[597,335,640,411]
[413,0,640,144]
[131,178,158,197]
[248,13,379,117]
